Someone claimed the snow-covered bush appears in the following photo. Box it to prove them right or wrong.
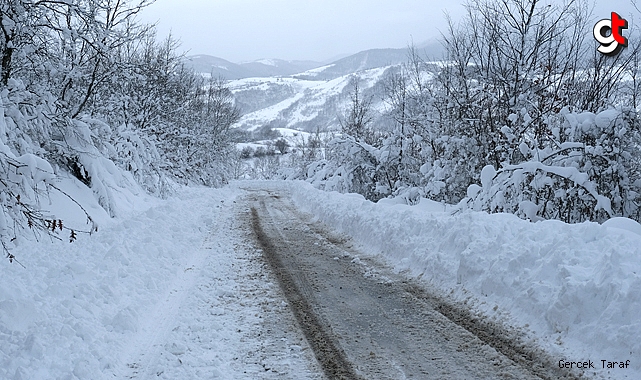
[0,91,97,260]
[307,136,380,200]
[464,108,641,223]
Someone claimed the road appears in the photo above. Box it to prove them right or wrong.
[245,185,581,380]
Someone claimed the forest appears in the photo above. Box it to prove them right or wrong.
[2,0,641,262]
[0,0,241,258]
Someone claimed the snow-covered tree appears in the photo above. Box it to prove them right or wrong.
[339,75,377,145]
[0,0,240,261]
[463,108,641,223]
[450,0,641,222]
[307,136,380,199]
[308,0,641,224]
[162,75,241,186]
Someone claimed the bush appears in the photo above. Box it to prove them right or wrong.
[240,146,254,159]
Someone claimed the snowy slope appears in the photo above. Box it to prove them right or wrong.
[228,45,445,134]
[284,180,641,380]
[231,66,394,132]
[292,41,445,80]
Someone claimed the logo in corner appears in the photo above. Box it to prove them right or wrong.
[593,12,628,56]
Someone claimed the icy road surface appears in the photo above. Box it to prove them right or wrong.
[245,185,579,380]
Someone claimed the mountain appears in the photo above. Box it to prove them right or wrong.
[238,59,321,78]
[185,40,444,81]
[293,40,445,80]
[183,55,253,79]
[183,55,321,79]
[290,48,407,81]
[221,40,447,133]
[230,65,400,133]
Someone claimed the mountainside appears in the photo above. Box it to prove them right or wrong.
[230,65,398,132]
[240,59,321,78]
[222,41,444,133]
[183,55,321,79]
[184,55,252,79]
[291,48,408,81]
[292,40,444,80]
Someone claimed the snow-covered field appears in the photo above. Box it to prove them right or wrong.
[2,179,639,379]
[285,180,641,379]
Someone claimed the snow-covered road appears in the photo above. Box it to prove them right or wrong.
[116,189,322,379]
[247,185,580,379]
[1,184,322,380]
[2,180,639,379]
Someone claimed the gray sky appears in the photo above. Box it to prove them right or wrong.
[137,0,467,62]
[138,0,638,63]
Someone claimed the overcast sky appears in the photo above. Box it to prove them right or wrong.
[138,0,638,63]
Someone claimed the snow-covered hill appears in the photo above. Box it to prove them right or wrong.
[231,65,397,132]
[198,42,447,133]
[183,55,321,80]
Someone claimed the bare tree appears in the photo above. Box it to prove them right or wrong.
[340,75,376,145]
[275,138,289,154]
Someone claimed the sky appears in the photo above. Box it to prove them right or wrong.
[137,0,638,63]
[137,0,467,62]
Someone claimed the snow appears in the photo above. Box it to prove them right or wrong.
[232,66,390,131]
[519,141,530,156]
[15,153,55,185]
[602,217,641,237]
[480,164,496,189]
[274,127,311,138]
[296,64,336,77]
[255,59,278,67]
[466,183,482,199]
[239,92,307,131]
[236,142,270,150]
[518,200,544,222]
[500,161,614,217]
[3,178,640,379]
[0,182,318,380]
[595,109,621,129]
[284,180,641,379]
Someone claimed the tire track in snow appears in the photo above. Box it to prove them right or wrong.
[247,187,583,380]
[252,204,361,380]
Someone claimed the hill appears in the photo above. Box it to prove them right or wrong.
[183,55,321,79]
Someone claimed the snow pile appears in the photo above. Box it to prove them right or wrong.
[288,180,641,378]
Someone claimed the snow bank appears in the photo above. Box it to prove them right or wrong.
[287,180,641,379]
[0,184,243,380]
